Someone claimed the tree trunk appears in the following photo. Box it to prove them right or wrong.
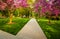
[48,16,51,24]
[8,12,13,24]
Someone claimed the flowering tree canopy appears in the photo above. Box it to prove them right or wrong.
[0,0,28,10]
[34,0,60,16]
[0,0,60,16]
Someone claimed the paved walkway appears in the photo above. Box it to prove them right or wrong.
[0,30,18,39]
[0,18,47,39]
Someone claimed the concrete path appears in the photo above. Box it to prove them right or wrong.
[0,30,19,39]
[0,18,47,39]
[16,18,47,39]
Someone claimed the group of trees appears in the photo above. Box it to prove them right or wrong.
[0,0,60,24]
[34,0,60,17]
[33,0,60,23]
[0,0,28,24]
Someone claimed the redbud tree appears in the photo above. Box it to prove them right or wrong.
[0,0,28,24]
[34,0,60,17]
[33,0,60,23]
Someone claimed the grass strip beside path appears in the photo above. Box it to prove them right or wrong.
[0,18,30,35]
[37,18,60,39]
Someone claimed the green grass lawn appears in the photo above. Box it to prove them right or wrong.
[37,18,60,39]
[0,17,30,35]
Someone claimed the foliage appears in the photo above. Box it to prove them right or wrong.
[34,0,60,17]
[0,0,28,10]
[0,0,28,18]
[13,7,31,18]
